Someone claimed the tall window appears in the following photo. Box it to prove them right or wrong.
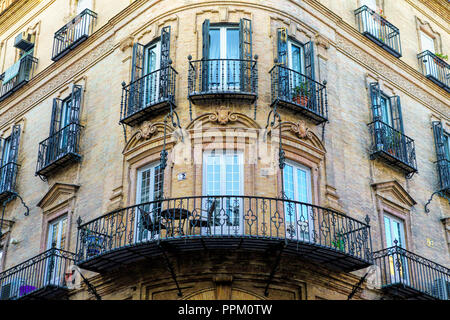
[288,40,306,90]
[45,215,68,286]
[135,162,163,241]
[444,132,450,161]
[144,40,161,105]
[0,126,20,195]
[283,161,313,240]
[208,25,240,89]
[203,151,243,234]
[76,0,92,14]
[384,213,409,284]
[420,31,435,53]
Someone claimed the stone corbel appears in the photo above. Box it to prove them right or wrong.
[315,34,330,61]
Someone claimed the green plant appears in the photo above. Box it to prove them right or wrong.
[332,233,345,252]
[293,82,310,97]
[435,53,448,61]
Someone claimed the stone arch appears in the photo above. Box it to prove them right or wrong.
[186,110,261,130]
[123,121,175,154]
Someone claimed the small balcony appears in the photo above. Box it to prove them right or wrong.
[0,162,18,202]
[120,65,178,126]
[368,120,417,175]
[0,55,38,102]
[270,65,328,124]
[188,58,258,104]
[437,159,450,195]
[0,248,76,300]
[417,51,450,92]
[355,5,402,58]
[52,9,97,62]
[76,195,373,274]
[36,123,82,178]
[374,245,450,300]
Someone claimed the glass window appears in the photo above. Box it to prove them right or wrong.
[421,31,435,53]
[361,0,377,10]
[443,133,450,161]
[380,95,393,127]
[384,213,405,248]
[47,215,68,250]
[143,41,161,105]
[76,0,92,14]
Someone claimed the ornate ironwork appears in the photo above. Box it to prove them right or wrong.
[187,57,258,103]
[52,9,97,62]
[269,64,328,124]
[0,248,76,300]
[368,120,417,176]
[354,5,402,58]
[35,123,83,178]
[373,242,450,300]
[75,195,373,273]
[120,63,178,126]
[0,55,38,102]
[0,162,18,202]
[417,50,450,92]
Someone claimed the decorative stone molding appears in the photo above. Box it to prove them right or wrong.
[208,109,239,125]
[441,217,450,252]
[123,121,171,153]
[290,120,313,140]
[186,111,260,130]
[273,121,326,154]
[37,183,80,214]
[415,16,442,53]
[371,180,416,211]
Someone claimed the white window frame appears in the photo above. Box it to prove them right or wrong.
[143,41,161,106]
[45,215,68,286]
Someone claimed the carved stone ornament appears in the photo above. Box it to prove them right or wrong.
[136,121,158,140]
[208,109,238,125]
[291,120,312,139]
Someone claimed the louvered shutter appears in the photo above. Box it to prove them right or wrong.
[239,18,252,92]
[277,27,289,99]
[304,41,316,111]
[201,19,210,92]
[6,125,20,191]
[159,26,171,100]
[49,98,62,135]
[390,95,404,133]
[129,43,145,116]
[369,82,382,122]
[432,121,450,190]
[70,85,82,125]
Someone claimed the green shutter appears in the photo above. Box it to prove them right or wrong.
[201,19,210,92]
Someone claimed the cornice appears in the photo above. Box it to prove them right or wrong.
[415,0,450,26]
[0,0,41,35]
[0,0,448,130]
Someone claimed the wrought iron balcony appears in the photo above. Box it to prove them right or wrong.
[417,51,450,92]
[0,162,18,202]
[269,65,328,124]
[76,195,373,274]
[0,248,76,300]
[437,159,450,195]
[188,58,258,104]
[52,9,97,62]
[368,120,417,175]
[36,123,82,178]
[374,245,450,300]
[120,65,178,126]
[355,6,402,58]
[0,55,38,102]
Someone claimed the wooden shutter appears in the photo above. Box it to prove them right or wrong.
[390,95,404,133]
[369,82,382,122]
[304,41,315,81]
[432,121,449,190]
[70,85,83,124]
[201,19,210,92]
[160,26,171,99]
[239,18,252,92]
[277,28,289,99]
[277,27,288,66]
[131,43,145,82]
[49,98,63,135]
[8,125,21,164]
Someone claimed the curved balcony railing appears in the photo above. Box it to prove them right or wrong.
[374,245,450,300]
[120,65,178,126]
[0,248,76,300]
[76,195,373,273]
[52,9,97,62]
[188,58,258,103]
[417,51,449,92]
[355,6,402,58]
[368,120,417,174]
[269,65,327,124]
[0,55,38,102]
[0,162,18,202]
[36,123,82,177]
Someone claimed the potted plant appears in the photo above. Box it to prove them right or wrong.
[332,233,345,252]
[86,233,104,257]
[386,131,402,156]
[292,82,310,106]
[434,53,448,67]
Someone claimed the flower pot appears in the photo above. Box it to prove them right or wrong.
[292,95,301,104]
[300,96,309,106]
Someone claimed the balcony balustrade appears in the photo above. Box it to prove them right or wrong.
[270,65,328,124]
[417,51,450,92]
[368,120,417,174]
[0,162,18,202]
[120,65,178,126]
[355,5,402,58]
[52,9,97,62]
[374,244,450,300]
[0,55,38,102]
[0,248,76,300]
[36,123,82,178]
[188,58,258,104]
[76,195,373,274]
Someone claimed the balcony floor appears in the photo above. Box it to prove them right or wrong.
[52,34,89,62]
[425,75,450,93]
[18,285,70,300]
[188,91,257,104]
[362,32,402,58]
[36,152,81,177]
[120,99,174,127]
[0,79,29,102]
[371,149,417,175]
[382,283,440,300]
[271,98,327,125]
[77,236,372,274]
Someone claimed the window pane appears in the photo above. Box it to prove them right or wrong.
[384,216,393,247]
[226,29,239,59]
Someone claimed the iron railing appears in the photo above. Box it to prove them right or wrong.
[0,248,76,300]
[374,245,450,300]
[0,55,38,102]
[120,65,178,126]
[36,123,82,176]
[188,58,258,102]
[52,9,97,62]
[437,159,450,193]
[269,65,328,123]
[417,51,450,92]
[76,195,372,271]
[368,120,417,173]
[0,162,18,201]
[355,5,402,58]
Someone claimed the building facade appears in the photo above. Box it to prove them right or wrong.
[0,0,448,300]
